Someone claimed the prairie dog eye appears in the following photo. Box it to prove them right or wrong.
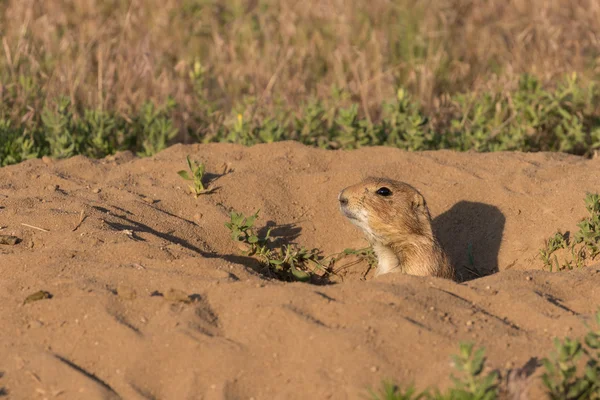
[376,187,392,196]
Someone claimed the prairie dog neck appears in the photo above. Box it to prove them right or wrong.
[373,235,448,277]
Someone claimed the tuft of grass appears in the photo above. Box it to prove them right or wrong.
[540,193,600,271]
[177,155,211,197]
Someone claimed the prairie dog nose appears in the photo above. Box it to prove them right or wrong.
[338,190,348,206]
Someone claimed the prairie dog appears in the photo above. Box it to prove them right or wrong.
[338,177,454,280]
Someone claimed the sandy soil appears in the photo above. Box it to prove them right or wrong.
[1,142,600,399]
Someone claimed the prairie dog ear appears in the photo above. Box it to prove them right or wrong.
[411,192,426,210]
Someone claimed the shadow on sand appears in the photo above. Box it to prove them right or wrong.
[433,201,505,282]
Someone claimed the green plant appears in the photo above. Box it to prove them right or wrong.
[327,247,378,278]
[371,343,498,400]
[540,232,568,271]
[225,210,328,282]
[177,155,211,197]
[4,72,600,167]
[371,382,429,400]
[574,193,600,258]
[541,309,600,399]
[442,343,498,400]
[133,100,179,157]
[540,193,600,271]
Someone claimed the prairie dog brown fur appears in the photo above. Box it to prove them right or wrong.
[338,177,454,280]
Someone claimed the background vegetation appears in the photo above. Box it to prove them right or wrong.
[2,0,600,165]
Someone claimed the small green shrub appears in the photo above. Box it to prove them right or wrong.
[542,309,600,399]
[0,119,39,166]
[371,382,428,400]
[224,210,381,282]
[2,73,600,167]
[443,342,499,400]
[225,210,327,282]
[0,96,177,166]
[371,342,498,400]
[372,309,600,400]
[540,193,600,271]
[133,99,179,157]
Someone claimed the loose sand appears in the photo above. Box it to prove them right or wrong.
[1,142,599,399]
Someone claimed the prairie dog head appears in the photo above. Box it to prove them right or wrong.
[338,177,434,245]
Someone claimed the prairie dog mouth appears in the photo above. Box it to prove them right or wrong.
[340,206,358,220]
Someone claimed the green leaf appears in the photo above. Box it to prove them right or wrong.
[585,364,598,382]
[245,215,257,228]
[585,332,600,349]
[178,170,191,180]
[290,265,310,282]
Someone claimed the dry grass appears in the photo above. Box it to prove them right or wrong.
[1,0,600,139]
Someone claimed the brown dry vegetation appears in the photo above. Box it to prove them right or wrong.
[2,0,600,136]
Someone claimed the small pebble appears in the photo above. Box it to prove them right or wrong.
[92,188,101,194]
[466,320,474,326]
[526,276,532,281]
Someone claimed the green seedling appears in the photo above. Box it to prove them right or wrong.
[178,155,210,197]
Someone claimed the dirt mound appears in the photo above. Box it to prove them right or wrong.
[1,142,600,399]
